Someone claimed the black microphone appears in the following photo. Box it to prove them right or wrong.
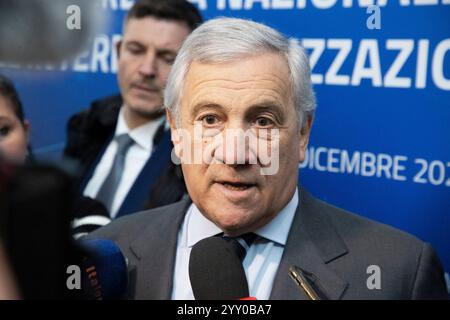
[189,237,250,300]
[78,239,128,300]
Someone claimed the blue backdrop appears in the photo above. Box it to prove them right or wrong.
[0,0,448,284]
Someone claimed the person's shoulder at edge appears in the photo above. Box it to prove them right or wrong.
[84,197,189,243]
[64,94,122,158]
[67,94,122,131]
[302,189,448,299]
[310,190,423,246]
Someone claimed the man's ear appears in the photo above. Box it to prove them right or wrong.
[298,115,313,163]
[22,120,30,139]
[115,40,122,60]
[166,110,183,159]
[166,109,177,132]
[22,120,31,159]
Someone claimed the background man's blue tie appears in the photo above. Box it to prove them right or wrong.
[96,133,134,212]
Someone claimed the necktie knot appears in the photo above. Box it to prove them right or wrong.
[220,233,257,262]
[115,133,134,155]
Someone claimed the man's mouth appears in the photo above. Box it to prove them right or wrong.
[217,181,256,191]
[132,84,159,93]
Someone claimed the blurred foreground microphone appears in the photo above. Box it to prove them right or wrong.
[189,237,252,300]
[78,239,128,300]
[0,0,105,64]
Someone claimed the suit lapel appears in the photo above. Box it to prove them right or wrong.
[80,135,113,191]
[128,198,191,299]
[270,187,349,300]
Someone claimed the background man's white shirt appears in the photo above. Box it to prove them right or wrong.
[83,107,164,218]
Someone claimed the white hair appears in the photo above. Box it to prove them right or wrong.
[164,17,316,129]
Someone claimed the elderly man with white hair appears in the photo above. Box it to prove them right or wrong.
[87,17,448,300]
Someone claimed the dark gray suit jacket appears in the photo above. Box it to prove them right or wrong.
[87,187,449,300]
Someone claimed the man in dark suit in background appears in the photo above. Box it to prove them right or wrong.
[88,17,448,299]
[64,0,202,237]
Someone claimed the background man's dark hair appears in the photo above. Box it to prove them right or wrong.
[126,0,203,31]
[0,74,25,124]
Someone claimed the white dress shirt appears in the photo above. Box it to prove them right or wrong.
[171,188,299,300]
[83,107,165,218]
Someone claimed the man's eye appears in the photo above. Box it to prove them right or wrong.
[0,126,10,138]
[255,117,274,127]
[160,55,176,65]
[127,46,143,55]
[201,115,219,126]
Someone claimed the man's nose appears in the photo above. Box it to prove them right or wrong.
[138,51,157,78]
[212,130,257,166]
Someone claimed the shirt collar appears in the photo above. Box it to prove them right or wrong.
[186,188,299,248]
[256,188,298,246]
[186,205,223,248]
[115,107,165,151]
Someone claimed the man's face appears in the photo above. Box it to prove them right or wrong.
[170,53,312,236]
[117,17,191,120]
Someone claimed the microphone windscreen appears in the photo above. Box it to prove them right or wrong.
[189,237,249,300]
[73,196,108,216]
[0,0,105,64]
[71,197,111,239]
[78,239,128,300]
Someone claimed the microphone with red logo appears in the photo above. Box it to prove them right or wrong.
[78,239,128,300]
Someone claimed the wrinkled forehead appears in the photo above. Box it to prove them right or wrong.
[181,53,293,112]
